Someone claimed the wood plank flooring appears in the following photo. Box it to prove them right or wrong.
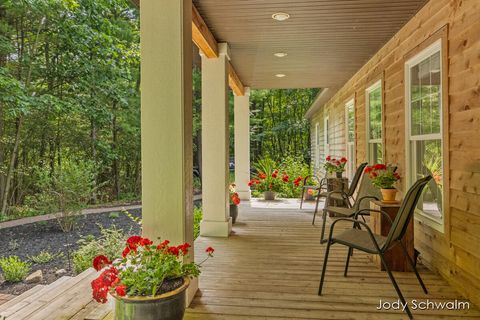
[2,199,479,319]
[186,199,480,319]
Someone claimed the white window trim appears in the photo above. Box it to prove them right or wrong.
[404,39,444,233]
[315,122,320,168]
[365,80,383,163]
[345,99,355,180]
[324,116,330,158]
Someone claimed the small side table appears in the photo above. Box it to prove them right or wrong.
[369,200,414,272]
[326,177,348,204]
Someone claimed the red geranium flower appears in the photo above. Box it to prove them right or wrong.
[373,163,387,170]
[233,196,240,205]
[115,284,127,297]
[272,173,278,178]
[282,175,289,182]
[206,247,215,256]
[364,166,372,173]
[340,157,347,163]
[126,236,142,249]
[258,172,267,179]
[326,155,331,161]
[178,243,191,255]
[140,238,153,246]
[168,246,180,256]
[248,180,254,187]
[156,240,170,251]
[122,247,130,258]
[93,255,111,271]
[371,172,378,177]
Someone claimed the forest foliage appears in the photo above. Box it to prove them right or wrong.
[0,0,318,220]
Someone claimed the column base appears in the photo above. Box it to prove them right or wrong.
[237,189,251,200]
[186,277,198,307]
[200,218,232,237]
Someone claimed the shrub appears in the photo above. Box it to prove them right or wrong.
[73,226,126,274]
[194,206,202,239]
[0,256,31,282]
[278,156,311,198]
[28,160,97,232]
[29,250,61,264]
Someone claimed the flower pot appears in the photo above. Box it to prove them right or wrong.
[264,191,276,201]
[380,188,398,203]
[304,192,315,201]
[230,204,238,224]
[113,277,189,320]
[336,171,343,178]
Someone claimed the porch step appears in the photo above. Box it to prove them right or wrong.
[0,268,97,320]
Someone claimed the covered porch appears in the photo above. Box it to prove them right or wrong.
[1,201,478,319]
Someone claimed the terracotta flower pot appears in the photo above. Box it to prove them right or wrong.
[113,277,189,320]
[264,191,276,201]
[380,188,398,203]
[229,204,238,224]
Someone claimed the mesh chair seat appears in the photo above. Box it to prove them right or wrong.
[323,206,355,217]
[333,228,387,254]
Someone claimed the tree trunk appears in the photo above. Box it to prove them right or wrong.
[1,117,23,214]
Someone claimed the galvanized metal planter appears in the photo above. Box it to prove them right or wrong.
[113,277,190,320]
[229,204,238,224]
[263,191,276,201]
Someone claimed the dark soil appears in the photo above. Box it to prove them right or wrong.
[0,209,141,295]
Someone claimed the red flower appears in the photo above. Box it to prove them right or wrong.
[178,243,191,255]
[258,172,267,179]
[340,157,347,163]
[122,247,130,258]
[140,238,153,246]
[282,175,289,182]
[326,155,331,161]
[233,196,241,205]
[156,240,170,251]
[126,236,142,249]
[272,173,278,178]
[371,172,378,177]
[92,255,111,271]
[364,166,372,173]
[373,163,387,170]
[168,246,180,256]
[248,180,254,187]
[115,284,127,297]
[393,173,401,180]
[206,247,215,256]
[268,184,272,189]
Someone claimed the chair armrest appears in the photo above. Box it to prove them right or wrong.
[353,195,379,211]
[327,218,384,252]
[325,190,349,202]
[354,208,393,225]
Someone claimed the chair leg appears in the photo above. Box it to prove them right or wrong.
[314,193,322,214]
[344,247,353,277]
[399,241,428,294]
[318,240,332,295]
[378,252,413,319]
[320,209,328,243]
[300,188,305,209]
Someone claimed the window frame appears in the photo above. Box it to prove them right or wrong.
[324,116,330,158]
[315,122,320,168]
[345,98,355,181]
[404,38,445,232]
[365,80,383,164]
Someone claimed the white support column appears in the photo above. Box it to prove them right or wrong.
[140,0,197,302]
[200,43,232,237]
[234,88,251,200]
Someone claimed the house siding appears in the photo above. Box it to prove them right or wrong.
[309,0,480,306]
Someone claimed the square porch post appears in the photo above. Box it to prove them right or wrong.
[140,0,197,301]
[234,88,251,200]
[200,43,232,237]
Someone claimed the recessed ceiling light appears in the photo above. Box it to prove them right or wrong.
[274,52,288,58]
[272,12,290,21]
[275,73,286,78]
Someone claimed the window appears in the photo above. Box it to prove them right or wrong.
[405,40,443,227]
[345,99,355,180]
[366,81,383,164]
[324,116,330,158]
[315,122,320,168]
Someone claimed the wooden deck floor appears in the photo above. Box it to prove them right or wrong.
[1,199,478,319]
[186,199,480,320]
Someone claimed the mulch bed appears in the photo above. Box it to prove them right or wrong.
[0,209,141,296]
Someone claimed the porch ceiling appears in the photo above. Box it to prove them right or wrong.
[193,0,428,89]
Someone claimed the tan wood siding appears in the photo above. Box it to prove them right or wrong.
[310,0,480,307]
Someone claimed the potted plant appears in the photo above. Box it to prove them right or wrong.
[365,164,401,203]
[90,236,214,320]
[229,183,240,224]
[248,170,288,200]
[324,156,347,178]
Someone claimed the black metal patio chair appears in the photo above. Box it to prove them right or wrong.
[300,174,327,209]
[317,175,432,320]
[312,162,368,225]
